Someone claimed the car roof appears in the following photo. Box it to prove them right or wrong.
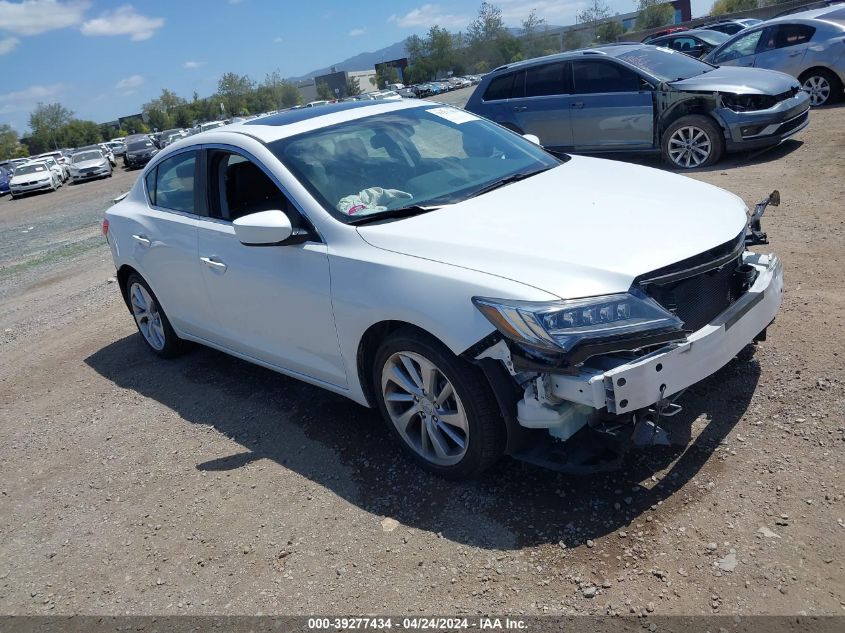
[487,45,648,74]
[653,28,723,38]
[766,6,845,24]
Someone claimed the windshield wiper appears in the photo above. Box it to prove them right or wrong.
[467,168,550,199]
[347,205,441,226]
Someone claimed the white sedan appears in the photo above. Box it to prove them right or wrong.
[104,100,783,478]
[9,162,61,198]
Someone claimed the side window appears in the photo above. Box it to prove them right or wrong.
[665,36,698,52]
[525,62,571,97]
[572,61,640,94]
[484,73,516,101]
[714,29,763,62]
[760,24,815,51]
[208,150,299,223]
[153,152,197,214]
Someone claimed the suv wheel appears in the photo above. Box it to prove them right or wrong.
[373,328,506,479]
[125,273,184,358]
[661,115,724,169]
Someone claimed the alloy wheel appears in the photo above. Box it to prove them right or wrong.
[129,282,166,351]
[802,75,830,106]
[668,126,712,168]
[381,351,469,467]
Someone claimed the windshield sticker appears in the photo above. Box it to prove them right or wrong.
[426,107,480,124]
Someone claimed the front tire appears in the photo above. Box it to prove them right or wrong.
[373,328,506,479]
[125,273,184,358]
[661,115,724,169]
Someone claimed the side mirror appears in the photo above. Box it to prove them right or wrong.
[522,133,541,145]
[233,210,293,246]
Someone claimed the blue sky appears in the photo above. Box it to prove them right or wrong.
[1,0,711,133]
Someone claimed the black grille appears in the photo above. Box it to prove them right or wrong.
[776,110,808,136]
[642,256,743,332]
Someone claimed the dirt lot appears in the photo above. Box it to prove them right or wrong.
[0,102,843,617]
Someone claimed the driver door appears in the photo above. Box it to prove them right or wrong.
[195,147,347,387]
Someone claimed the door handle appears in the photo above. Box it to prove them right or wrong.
[512,106,528,112]
[788,51,802,57]
[200,256,227,272]
[571,101,584,109]
[131,234,151,247]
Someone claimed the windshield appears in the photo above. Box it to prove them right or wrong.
[269,106,560,223]
[128,140,153,151]
[72,151,103,163]
[15,164,48,175]
[618,47,715,81]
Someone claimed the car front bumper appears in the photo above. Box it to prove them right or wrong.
[72,167,110,181]
[533,252,783,417]
[717,92,810,151]
[10,180,53,194]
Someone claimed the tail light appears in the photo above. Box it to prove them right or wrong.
[102,217,109,236]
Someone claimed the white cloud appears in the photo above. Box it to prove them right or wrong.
[0,83,65,114]
[496,0,585,26]
[273,36,283,43]
[0,36,20,54]
[388,4,469,29]
[183,60,203,69]
[348,27,365,37]
[0,0,89,36]
[115,74,144,93]
[228,0,245,4]
[80,4,164,41]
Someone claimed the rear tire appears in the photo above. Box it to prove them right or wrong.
[661,115,724,169]
[373,327,506,479]
[125,273,184,359]
[800,68,841,107]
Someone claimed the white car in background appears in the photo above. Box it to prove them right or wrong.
[199,120,226,132]
[9,162,61,198]
[36,151,70,180]
[68,149,112,183]
[26,157,65,185]
[104,100,783,478]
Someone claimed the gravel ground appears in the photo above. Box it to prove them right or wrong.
[0,101,843,617]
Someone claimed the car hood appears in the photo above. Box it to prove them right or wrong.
[10,172,50,183]
[356,156,748,299]
[671,65,799,94]
[73,159,107,169]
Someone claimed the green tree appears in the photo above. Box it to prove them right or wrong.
[316,81,335,100]
[217,72,255,115]
[562,30,583,51]
[374,66,400,89]
[121,117,149,135]
[577,0,611,24]
[344,76,362,97]
[0,124,28,159]
[595,19,624,43]
[144,108,173,132]
[56,120,101,147]
[467,2,513,68]
[711,0,758,14]
[635,0,675,30]
[521,9,548,59]
[28,102,74,151]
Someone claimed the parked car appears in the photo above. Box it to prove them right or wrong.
[104,100,783,478]
[27,157,65,185]
[703,6,845,106]
[36,151,70,180]
[69,149,112,183]
[397,87,418,98]
[641,26,688,43]
[647,29,731,58]
[199,120,226,131]
[124,138,159,169]
[9,162,61,198]
[106,141,127,158]
[700,19,762,36]
[464,45,810,169]
[0,166,11,195]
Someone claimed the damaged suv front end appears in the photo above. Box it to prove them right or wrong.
[471,192,783,473]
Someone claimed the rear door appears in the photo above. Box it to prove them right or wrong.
[508,61,574,148]
[570,59,654,151]
[753,23,815,77]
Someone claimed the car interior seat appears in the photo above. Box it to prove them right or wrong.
[225,160,286,220]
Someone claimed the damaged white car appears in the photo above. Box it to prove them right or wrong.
[104,100,783,478]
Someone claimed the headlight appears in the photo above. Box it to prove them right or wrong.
[472,291,685,355]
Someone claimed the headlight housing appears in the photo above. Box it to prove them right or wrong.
[472,291,685,357]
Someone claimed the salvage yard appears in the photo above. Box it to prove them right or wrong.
[0,94,843,616]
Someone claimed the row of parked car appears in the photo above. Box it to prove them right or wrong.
[464,5,843,169]
[0,144,116,199]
